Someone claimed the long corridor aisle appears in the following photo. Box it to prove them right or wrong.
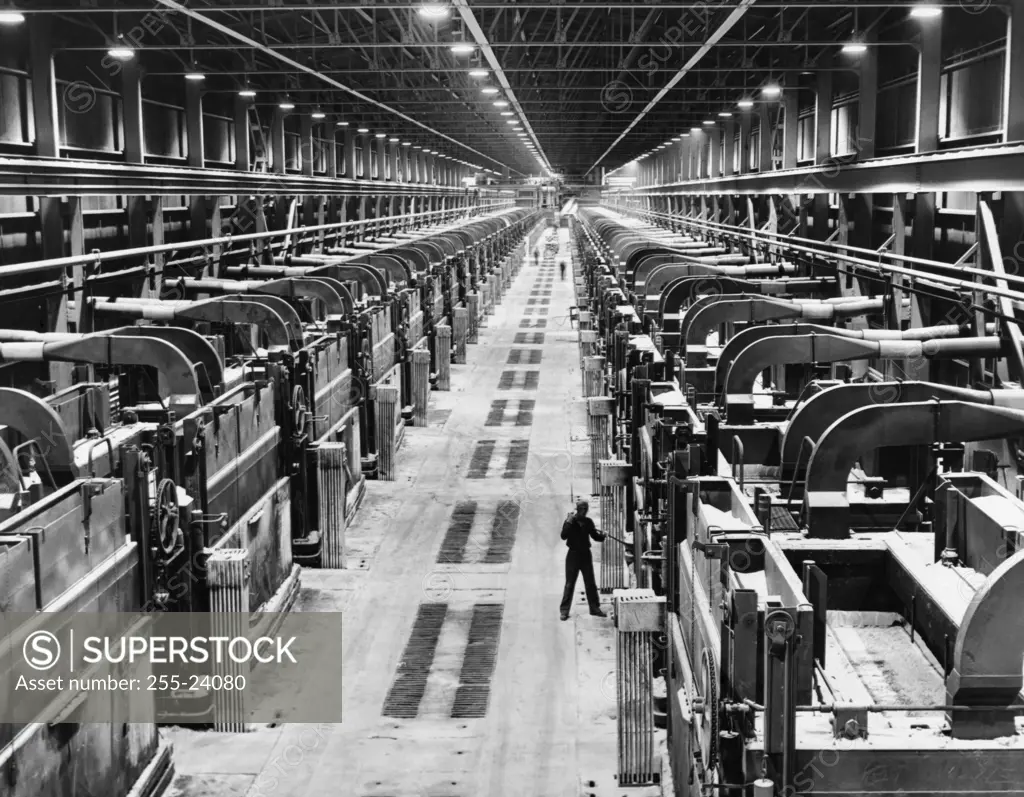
[166,222,652,797]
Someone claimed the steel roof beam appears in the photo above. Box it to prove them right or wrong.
[454,0,552,174]
[152,0,523,175]
[585,0,758,176]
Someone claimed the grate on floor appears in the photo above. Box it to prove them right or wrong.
[484,502,521,564]
[514,333,546,345]
[467,439,529,479]
[381,603,448,718]
[437,501,477,564]
[507,349,543,365]
[467,440,496,478]
[484,399,534,427]
[436,501,520,565]
[497,370,540,391]
[450,603,505,719]
[503,440,530,479]
[519,319,548,329]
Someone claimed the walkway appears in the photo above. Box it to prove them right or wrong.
[166,224,647,797]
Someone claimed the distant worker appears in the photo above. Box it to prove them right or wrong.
[533,247,540,265]
[560,500,607,620]
[559,260,567,281]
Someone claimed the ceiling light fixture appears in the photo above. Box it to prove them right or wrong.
[375,132,387,138]
[357,127,370,133]
[185,67,205,81]
[0,10,25,24]
[238,88,257,98]
[761,84,782,98]
[469,69,488,78]
[389,137,400,142]
[418,2,450,19]
[450,43,475,55]
[719,112,733,118]
[336,120,349,127]
[738,99,754,109]
[910,5,943,18]
[107,47,135,61]
[481,86,500,95]
[842,41,868,55]
[279,101,295,110]
[493,100,509,108]
[402,142,412,146]
[312,110,326,120]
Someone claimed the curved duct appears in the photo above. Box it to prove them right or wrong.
[0,387,79,484]
[724,332,1003,421]
[714,323,969,396]
[90,295,302,351]
[0,334,201,415]
[166,276,352,317]
[781,381,1024,472]
[804,400,1024,538]
[683,295,896,362]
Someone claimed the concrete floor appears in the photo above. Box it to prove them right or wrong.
[165,227,650,797]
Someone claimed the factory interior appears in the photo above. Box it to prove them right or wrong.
[4,1,1024,796]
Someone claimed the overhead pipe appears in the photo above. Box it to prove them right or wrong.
[723,332,1004,423]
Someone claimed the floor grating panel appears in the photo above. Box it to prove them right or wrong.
[484,399,535,427]
[507,349,543,365]
[514,333,546,345]
[381,603,449,718]
[497,371,540,391]
[435,501,521,565]
[466,439,530,479]
[450,604,505,719]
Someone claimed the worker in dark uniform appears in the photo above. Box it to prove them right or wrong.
[559,260,566,281]
[559,500,607,620]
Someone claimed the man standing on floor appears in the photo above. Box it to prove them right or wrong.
[560,500,608,620]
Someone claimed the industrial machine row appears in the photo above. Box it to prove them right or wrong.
[0,204,538,797]
[572,205,1024,796]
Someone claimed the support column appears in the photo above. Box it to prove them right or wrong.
[361,134,373,180]
[375,136,387,180]
[916,16,943,153]
[343,128,356,178]
[1005,5,1024,141]
[122,61,145,164]
[723,120,737,177]
[709,129,721,179]
[759,106,774,173]
[914,19,942,258]
[858,43,879,159]
[271,108,286,174]
[300,116,314,177]
[326,129,338,178]
[387,142,399,182]
[185,78,204,168]
[234,95,251,170]
[783,94,799,169]
[28,17,59,158]
[739,113,752,175]
[815,70,834,165]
